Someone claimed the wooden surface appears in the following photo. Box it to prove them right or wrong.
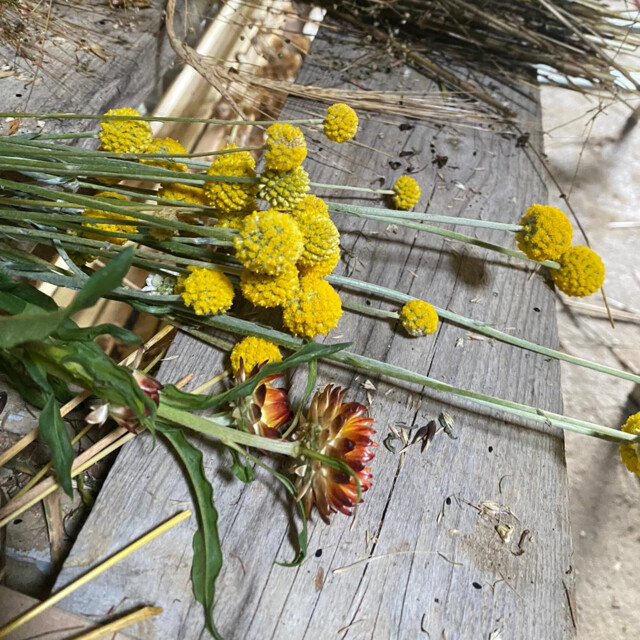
[53,25,576,640]
[0,586,134,639]
[0,0,209,134]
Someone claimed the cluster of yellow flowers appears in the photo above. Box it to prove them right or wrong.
[515,204,605,297]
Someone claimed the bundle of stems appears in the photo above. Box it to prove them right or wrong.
[318,0,640,117]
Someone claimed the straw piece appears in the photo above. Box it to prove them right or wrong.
[72,606,163,640]
[0,512,189,638]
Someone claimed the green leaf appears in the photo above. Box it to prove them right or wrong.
[54,323,141,344]
[241,449,307,567]
[38,394,74,497]
[158,424,223,640]
[0,271,58,311]
[0,247,133,349]
[163,342,350,412]
[229,449,255,483]
[67,246,133,313]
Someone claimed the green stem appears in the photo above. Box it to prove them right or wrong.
[328,201,523,232]
[311,182,394,195]
[0,112,324,126]
[181,313,636,445]
[156,402,300,456]
[330,273,640,386]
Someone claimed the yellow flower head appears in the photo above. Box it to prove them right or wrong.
[230,337,283,376]
[205,145,258,213]
[295,207,340,267]
[399,299,439,337]
[393,175,421,210]
[234,209,303,275]
[258,167,310,209]
[291,194,330,221]
[213,212,246,230]
[516,204,573,262]
[98,108,152,154]
[158,183,207,206]
[619,412,640,478]
[265,123,307,172]
[176,266,235,316]
[323,103,358,143]
[298,247,341,278]
[148,208,178,241]
[142,137,188,172]
[283,275,342,338]
[550,245,605,297]
[240,266,299,308]
[82,192,137,245]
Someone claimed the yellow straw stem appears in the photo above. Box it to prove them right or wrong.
[72,605,163,640]
[0,512,190,638]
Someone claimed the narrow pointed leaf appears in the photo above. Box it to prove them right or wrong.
[39,394,74,497]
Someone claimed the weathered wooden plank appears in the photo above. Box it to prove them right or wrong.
[0,0,209,134]
[54,24,576,639]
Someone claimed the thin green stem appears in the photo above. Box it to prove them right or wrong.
[329,274,640,386]
[181,313,635,445]
[0,112,324,126]
[328,202,523,232]
[311,182,394,195]
[156,402,300,456]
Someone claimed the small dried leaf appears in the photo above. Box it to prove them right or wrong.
[495,523,514,544]
[361,379,376,391]
[439,412,458,439]
[383,433,398,453]
[9,118,20,135]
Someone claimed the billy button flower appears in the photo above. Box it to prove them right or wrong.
[158,183,208,206]
[148,208,179,241]
[393,175,421,210]
[323,103,358,143]
[619,412,640,478]
[295,206,341,268]
[291,194,330,221]
[205,144,258,213]
[82,192,137,245]
[258,166,310,209]
[142,136,188,172]
[98,107,152,154]
[296,385,376,523]
[298,247,341,279]
[234,209,303,275]
[230,339,291,439]
[176,266,235,316]
[264,123,307,172]
[240,265,300,308]
[399,299,439,337]
[283,275,342,338]
[551,245,605,297]
[516,204,573,261]
[230,336,283,376]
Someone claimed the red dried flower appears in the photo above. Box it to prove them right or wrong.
[297,385,376,523]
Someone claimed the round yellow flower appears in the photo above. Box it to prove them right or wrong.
[176,266,235,316]
[291,194,330,221]
[516,204,573,262]
[265,123,307,172]
[234,209,303,275]
[205,145,258,213]
[142,137,188,172]
[619,412,640,478]
[298,247,341,278]
[82,192,137,245]
[158,183,207,206]
[98,108,152,154]
[393,175,421,210]
[213,212,246,230]
[550,245,605,297]
[295,208,340,267]
[399,299,439,337]
[323,103,358,143]
[258,167,310,209]
[240,266,299,308]
[283,275,342,338]
[230,337,283,376]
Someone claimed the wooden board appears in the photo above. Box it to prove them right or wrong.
[53,24,577,639]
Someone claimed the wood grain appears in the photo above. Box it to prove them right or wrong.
[53,25,576,640]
